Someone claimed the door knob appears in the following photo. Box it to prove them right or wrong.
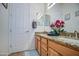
[10,29,12,32]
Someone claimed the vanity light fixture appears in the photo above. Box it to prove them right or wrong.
[47,3,55,10]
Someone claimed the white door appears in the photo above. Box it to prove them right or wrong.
[9,4,32,53]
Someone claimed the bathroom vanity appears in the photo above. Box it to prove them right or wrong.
[35,33,79,56]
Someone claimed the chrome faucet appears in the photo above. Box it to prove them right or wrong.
[74,31,78,39]
[69,34,72,38]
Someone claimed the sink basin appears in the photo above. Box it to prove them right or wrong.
[58,37,75,41]
[50,36,79,47]
[56,37,79,46]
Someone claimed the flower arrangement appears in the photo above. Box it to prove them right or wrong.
[50,19,65,35]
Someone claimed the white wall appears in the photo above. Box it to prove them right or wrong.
[30,3,46,32]
[0,3,9,55]
[30,3,45,21]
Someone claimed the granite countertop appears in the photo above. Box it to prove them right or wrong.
[36,33,79,51]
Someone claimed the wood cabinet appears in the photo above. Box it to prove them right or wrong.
[41,38,48,56]
[48,39,79,56]
[35,37,38,50]
[48,47,60,56]
[35,36,41,55]
[35,35,79,56]
[38,40,40,54]
[41,47,47,56]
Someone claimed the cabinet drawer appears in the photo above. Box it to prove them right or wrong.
[41,38,47,44]
[48,47,60,56]
[41,48,47,56]
[36,36,40,40]
[48,40,79,56]
[41,42,47,51]
[38,40,40,54]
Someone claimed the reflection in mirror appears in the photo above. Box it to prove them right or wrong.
[37,15,44,26]
[46,3,79,33]
[47,3,55,10]
[37,14,50,26]
[44,14,50,26]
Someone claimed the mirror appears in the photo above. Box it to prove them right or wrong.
[44,14,50,26]
[46,3,79,33]
[37,14,50,26]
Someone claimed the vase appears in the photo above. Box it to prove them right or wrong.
[47,30,60,36]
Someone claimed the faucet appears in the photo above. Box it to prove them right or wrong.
[74,30,78,39]
[69,34,72,38]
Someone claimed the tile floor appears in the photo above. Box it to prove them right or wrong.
[24,50,39,56]
[9,50,39,56]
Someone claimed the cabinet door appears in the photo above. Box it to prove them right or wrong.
[35,36,41,55]
[35,37,38,50]
[41,38,48,56]
[41,48,48,56]
[48,48,60,56]
[48,40,79,56]
[36,36,40,40]
[41,43,47,51]
[41,38,47,51]
[37,40,40,54]
[41,38,47,44]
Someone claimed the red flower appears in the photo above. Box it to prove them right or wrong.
[50,19,64,28]
[50,23,55,27]
[55,20,60,23]
[61,20,64,24]
[50,19,65,33]
[55,20,61,28]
